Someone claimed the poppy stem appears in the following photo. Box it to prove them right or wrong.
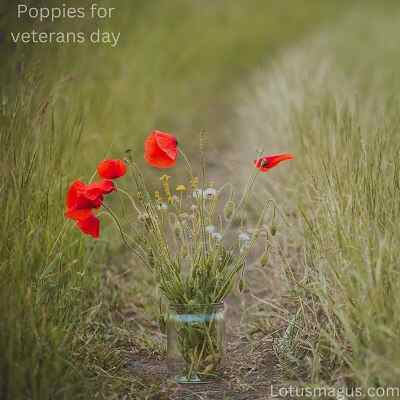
[88,169,97,184]
[178,148,193,180]
[116,186,142,215]
[221,167,261,237]
[102,204,135,251]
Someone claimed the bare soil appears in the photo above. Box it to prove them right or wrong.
[127,332,281,400]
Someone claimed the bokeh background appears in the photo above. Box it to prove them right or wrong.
[2,1,400,398]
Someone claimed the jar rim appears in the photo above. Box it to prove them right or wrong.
[169,302,224,310]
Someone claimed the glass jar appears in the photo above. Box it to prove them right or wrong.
[167,303,225,383]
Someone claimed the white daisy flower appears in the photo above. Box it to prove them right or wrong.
[205,225,216,234]
[238,232,251,242]
[204,188,217,199]
[212,232,223,241]
[157,202,168,210]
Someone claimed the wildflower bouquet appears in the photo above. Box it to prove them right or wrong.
[65,130,293,382]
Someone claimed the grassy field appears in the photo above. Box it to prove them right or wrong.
[2,0,400,398]
[234,1,400,389]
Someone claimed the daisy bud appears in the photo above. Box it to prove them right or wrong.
[260,251,270,267]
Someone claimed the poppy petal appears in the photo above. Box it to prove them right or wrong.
[97,159,127,180]
[65,208,92,221]
[144,130,178,169]
[154,131,178,161]
[97,179,116,194]
[85,180,115,199]
[66,180,86,209]
[76,213,100,238]
[65,179,114,222]
[254,153,294,172]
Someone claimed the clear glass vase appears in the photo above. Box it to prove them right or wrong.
[167,303,225,383]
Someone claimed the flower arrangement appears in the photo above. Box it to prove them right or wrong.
[65,130,293,382]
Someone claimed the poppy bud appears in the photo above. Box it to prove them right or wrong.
[260,248,270,267]
[270,225,277,236]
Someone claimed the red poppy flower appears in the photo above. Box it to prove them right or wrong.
[254,153,294,172]
[144,130,178,169]
[85,180,115,200]
[97,159,127,180]
[76,212,100,238]
[65,179,116,238]
[66,179,115,212]
[66,180,102,210]
[65,207,92,221]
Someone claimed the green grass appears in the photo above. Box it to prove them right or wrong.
[0,0,371,398]
[238,2,400,388]
[296,11,400,386]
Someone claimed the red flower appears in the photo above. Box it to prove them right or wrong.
[254,153,294,172]
[65,179,116,238]
[85,180,115,199]
[66,180,115,211]
[97,159,127,180]
[76,213,100,238]
[144,130,178,169]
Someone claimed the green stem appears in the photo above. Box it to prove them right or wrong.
[116,186,142,214]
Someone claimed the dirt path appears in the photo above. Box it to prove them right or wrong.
[110,31,316,400]
[128,333,280,400]
[126,280,287,399]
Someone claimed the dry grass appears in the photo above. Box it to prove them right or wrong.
[231,2,400,388]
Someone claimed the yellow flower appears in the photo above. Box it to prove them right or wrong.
[191,176,199,189]
[160,175,171,198]
[176,184,186,192]
[154,190,161,201]
[160,174,171,183]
